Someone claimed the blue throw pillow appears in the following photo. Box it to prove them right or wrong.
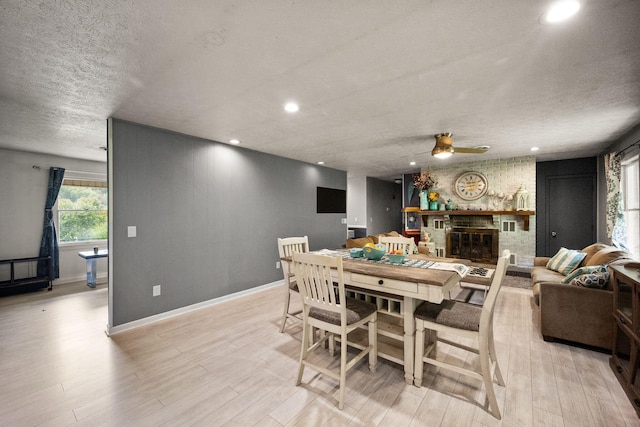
[569,265,610,289]
[546,247,587,275]
[562,265,601,284]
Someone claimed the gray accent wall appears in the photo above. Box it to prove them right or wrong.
[366,177,403,235]
[109,119,347,327]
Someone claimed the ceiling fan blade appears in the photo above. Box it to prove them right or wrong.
[454,147,488,154]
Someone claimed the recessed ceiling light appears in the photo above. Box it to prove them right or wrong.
[544,1,580,23]
[229,139,240,145]
[531,146,539,151]
[409,161,416,166]
[284,102,299,113]
[317,161,325,165]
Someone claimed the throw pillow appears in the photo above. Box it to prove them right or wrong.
[562,265,601,284]
[569,265,610,289]
[546,247,587,275]
[585,246,630,266]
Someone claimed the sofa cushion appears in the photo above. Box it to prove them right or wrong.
[569,265,610,289]
[546,247,586,275]
[562,265,602,284]
[584,246,630,266]
[580,243,610,266]
[531,265,566,285]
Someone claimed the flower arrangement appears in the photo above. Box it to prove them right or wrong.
[428,191,440,202]
[412,171,437,191]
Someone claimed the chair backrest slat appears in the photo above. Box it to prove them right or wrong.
[378,236,416,255]
[278,236,309,278]
[293,252,345,317]
[277,236,309,258]
[480,250,510,330]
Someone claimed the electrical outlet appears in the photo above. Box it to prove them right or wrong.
[153,285,161,296]
[276,261,280,269]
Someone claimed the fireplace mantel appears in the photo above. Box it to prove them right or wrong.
[418,210,535,231]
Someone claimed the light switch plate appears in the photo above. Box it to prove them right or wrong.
[127,226,137,237]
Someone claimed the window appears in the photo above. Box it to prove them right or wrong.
[621,153,639,258]
[57,179,108,243]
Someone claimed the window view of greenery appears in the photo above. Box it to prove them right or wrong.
[58,185,108,242]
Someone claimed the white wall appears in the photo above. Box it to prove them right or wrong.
[0,149,108,285]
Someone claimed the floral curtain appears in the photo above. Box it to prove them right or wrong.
[37,167,65,278]
[604,152,626,248]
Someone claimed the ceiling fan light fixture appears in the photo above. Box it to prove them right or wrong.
[432,132,454,158]
[432,145,454,159]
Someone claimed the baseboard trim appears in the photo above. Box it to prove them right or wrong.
[105,280,283,336]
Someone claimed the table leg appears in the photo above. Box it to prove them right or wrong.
[86,258,97,288]
[403,296,416,384]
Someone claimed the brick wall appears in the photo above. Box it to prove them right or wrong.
[419,156,536,268]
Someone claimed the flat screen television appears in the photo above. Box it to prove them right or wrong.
[316,187,346,213]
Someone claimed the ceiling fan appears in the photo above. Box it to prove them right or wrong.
[431,133,489,159]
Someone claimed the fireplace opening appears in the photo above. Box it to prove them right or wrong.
[446,227,499,263]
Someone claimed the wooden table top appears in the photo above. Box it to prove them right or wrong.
[282,252,471,287]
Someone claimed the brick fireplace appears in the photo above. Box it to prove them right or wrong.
[445,215,499,263]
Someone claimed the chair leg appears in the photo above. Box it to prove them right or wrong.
[368,316,378,372]
[414,319,425,387]
[296,321,309,386]
[489,327,505,386]
[479,340,501,420]
[279,287,291,333]
[338,331,348,410]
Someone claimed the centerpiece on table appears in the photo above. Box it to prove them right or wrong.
[412,171,438,210]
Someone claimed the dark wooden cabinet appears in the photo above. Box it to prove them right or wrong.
[610,264,640,416]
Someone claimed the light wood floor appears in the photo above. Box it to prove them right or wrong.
[0,280,638,426]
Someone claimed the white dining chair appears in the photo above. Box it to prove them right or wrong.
[277,236,309,333]
[414,250,510,419]
[292,252,378,410]
[378,235,416,255]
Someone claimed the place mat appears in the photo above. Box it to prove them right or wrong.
[313,250,469,277]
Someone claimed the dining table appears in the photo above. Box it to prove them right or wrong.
[282,250,471,384]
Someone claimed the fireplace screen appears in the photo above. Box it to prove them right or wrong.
[446,228,499,263]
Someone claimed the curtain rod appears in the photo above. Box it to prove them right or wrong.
[619,139,640,156]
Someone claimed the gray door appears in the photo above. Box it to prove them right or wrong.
[546,174,596,255]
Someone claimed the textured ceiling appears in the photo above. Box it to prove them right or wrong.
[1,0,639,180]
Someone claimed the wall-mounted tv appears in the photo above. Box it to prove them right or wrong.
[317,186,346,213]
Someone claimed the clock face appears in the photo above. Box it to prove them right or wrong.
[455,172,488,200]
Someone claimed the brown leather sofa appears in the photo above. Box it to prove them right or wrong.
[531,243,635,351]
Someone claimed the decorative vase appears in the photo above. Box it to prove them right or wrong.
[419,190,429,210]
[429,201,439,210]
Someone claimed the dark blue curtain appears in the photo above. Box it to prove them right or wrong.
[38,167,65,278]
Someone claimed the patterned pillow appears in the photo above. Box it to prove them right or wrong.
[562,265,601,284]
[569,265,610,289]
[546,247,587,275]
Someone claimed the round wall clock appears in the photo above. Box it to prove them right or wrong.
[454,171,488,200]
